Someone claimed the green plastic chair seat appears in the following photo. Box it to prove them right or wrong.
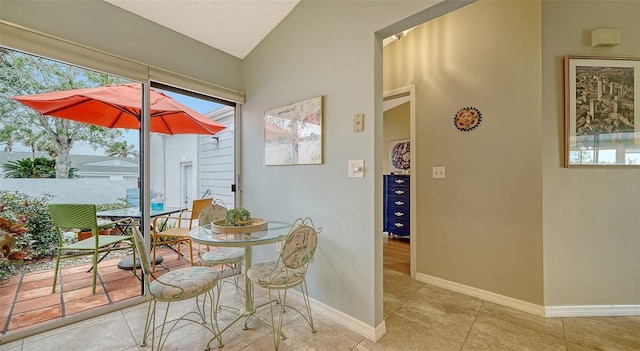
[63,235,133,250]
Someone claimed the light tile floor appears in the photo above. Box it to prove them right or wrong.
[1,269,639,350]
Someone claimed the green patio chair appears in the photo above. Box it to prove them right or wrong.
[48,203,136,294]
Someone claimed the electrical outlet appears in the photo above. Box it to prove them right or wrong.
[432,166,445,178]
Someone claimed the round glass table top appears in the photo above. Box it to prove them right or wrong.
[189,220,291,247]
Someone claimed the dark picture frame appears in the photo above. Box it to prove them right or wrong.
[564,55,640,167]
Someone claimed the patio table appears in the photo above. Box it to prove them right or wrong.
[97,206,186,269]
[189,221,291,331]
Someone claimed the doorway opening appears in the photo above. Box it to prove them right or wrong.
[382,85,416,278]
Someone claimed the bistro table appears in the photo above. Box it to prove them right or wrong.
[189,221,291,319]
[97,206,186,269]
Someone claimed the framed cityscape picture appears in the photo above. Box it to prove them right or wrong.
[564,55,640,167]
[389,138,410,174]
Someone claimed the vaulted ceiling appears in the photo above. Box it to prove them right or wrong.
[104,0,301,59]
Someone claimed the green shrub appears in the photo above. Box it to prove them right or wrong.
[0,191,56,260]
[0,260,17,282]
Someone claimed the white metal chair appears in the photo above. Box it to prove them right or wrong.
[198,200,245,290]
[245,217,321,350]
[131,226,223,351]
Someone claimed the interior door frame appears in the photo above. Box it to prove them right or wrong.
[383,85,416,279]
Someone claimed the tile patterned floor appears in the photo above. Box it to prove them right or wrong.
[1,246,190,336]
[1,258,639,350]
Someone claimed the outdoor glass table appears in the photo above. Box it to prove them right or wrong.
[189,221,291,315]
[97,206,186,269]
[97,206,186,220]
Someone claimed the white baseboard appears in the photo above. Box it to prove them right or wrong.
[545,305,640,318]
[288,289,386,341]
[415,272,546,317]
[290,275,639,343]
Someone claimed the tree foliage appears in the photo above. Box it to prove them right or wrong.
[2,157,77,179]
[0,50,131,178]
[105,141,139,159]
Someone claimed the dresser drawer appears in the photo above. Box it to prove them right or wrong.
[386,197,409,209]
[384,218,410,236]
[385,205,409,219]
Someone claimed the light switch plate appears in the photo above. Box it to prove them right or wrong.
[349,160,365,178]
[353,114,364,132]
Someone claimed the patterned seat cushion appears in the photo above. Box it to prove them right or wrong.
[246,260,306,289]
[149,266,219,301]
[200,247,244,265]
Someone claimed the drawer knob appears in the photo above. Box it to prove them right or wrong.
[394,179,405,184]
[394,190,405,195]
[394,212,404,217]
[394,201,405,205]
[394,223,404,228]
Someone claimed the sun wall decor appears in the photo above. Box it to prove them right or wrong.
[454,107,482,132]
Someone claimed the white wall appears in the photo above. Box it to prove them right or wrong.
[1,179,128,204]
[241,0,468,329]
[151,134,199,209]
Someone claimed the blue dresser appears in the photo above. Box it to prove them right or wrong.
[383,174,410,237]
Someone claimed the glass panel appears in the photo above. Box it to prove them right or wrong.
[149,83,236,210]
[0,48,143,336]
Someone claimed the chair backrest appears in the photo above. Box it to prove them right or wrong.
[131,226,152,285]
[281,218,320,270]
[190,198,213,221]
[49,204,99,233]
[198,200,227,226]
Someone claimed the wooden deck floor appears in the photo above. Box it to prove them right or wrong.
[383,234,409,275]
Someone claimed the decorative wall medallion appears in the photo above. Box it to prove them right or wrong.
[454,107,481,131]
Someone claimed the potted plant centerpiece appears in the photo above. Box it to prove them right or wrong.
[210,207,267,234]
[226,208,252,226]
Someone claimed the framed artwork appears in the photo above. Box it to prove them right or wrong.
[389,139,410,174]
[564,55,640,167]
[264,96,324,165]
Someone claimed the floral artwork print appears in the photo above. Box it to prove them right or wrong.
[454,107,482,131]
[389,139,410,173]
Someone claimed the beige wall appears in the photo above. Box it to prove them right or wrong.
[384,0,544,304]
[542,0,640,306]
[384,0,640,309]
[383,102,410,175]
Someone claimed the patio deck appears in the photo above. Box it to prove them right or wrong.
[0,246,195,336]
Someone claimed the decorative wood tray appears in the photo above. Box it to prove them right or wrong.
[210,218,267,234]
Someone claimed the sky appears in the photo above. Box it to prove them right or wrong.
[13,88,223,156]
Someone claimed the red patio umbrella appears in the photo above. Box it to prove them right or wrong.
[11,83,225,135]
